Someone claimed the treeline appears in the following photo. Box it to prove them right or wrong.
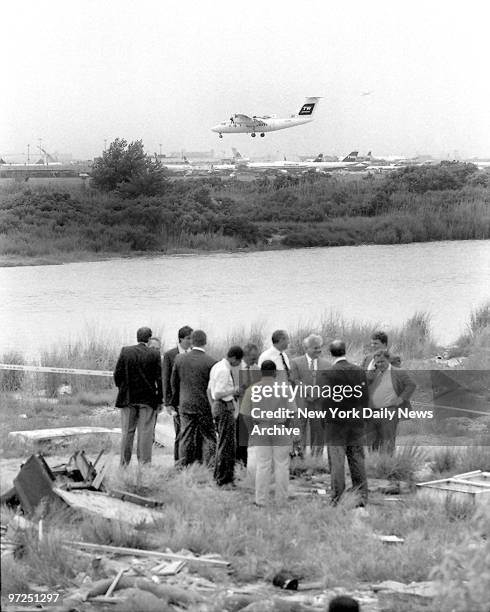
[0,159,489,259]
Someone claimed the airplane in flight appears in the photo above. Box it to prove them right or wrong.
[211,97,321,138]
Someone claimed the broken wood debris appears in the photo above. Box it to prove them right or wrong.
[64,540,230,566]
[105,568,126,597]
[54,488,163,525]
[4,452,167,523]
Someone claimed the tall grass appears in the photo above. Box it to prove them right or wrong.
[1,303,485,399]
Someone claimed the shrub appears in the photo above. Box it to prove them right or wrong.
[431,506,490,611]
[0,351,25,391]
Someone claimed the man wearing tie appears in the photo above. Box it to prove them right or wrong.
[290,334,330,457]
[208,346,244,487]
[258,330,291,382]
[170,330,217,467]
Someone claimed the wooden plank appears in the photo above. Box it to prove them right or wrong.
[9,427,121,443]
[416,470,483,486]
[109,489,163,508]
[105,569,126,597]
[64,540,230,566]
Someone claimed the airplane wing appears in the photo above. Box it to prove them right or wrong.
[233,114,267,127]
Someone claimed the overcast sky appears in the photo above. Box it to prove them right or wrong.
[2,0,489,161]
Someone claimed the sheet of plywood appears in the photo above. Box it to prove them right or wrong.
[53,488,162,525]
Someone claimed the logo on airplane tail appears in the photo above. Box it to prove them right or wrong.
[298,103,315,116]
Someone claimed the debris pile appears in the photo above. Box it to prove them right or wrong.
[1,452,164,525]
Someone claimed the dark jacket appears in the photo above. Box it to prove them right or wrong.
[114,342,163,408]
[162,346,179,406]
[319,359,369,424]
[170,349,217,414]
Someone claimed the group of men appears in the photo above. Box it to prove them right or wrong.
[114,326,416,506]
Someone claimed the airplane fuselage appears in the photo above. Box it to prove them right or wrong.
[213,116,314,135]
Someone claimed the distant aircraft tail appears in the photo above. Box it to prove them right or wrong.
[313,153,324,162]
[297,97,321,117]
[231,148,242,159]
[342,151,359,162]
[183,156,190,164]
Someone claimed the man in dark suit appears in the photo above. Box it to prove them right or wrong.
[320,340,369,506]
[170,329,217,467]
[162,325,193,462]
[290,333,330,457]
[368,349,416,454]
[114,326,163,466]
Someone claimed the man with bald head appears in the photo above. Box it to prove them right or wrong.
[114,326,163,466]
[320,340,369,506]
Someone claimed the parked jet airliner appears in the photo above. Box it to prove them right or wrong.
[211,97,320,138]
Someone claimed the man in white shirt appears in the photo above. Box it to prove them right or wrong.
[208,345,244,487]
[258,330,291,381]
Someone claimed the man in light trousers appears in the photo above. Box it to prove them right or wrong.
[240,360,295,506]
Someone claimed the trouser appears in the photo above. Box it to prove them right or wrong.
[246,446,257,488]
[120,404,157,466]
[369,412,399,455]
[173,413,181,462]
[236,413,249,465]
[212,400,236,486]
[179,410,217,467]
[327,423,368,504]
[299,409,326,456]
[253,435,291,506]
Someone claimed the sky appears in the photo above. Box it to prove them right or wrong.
[2,0,490,161]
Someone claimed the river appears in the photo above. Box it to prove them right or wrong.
[0,240,488,356]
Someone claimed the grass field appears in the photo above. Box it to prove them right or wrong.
[1,305,489,611]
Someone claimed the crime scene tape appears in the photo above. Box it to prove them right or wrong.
[411,401,489,418]
[0,364,113,377]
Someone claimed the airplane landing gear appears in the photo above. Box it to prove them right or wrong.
[251,132,256,138]
[219,133,223,138]
[260,133,265,137]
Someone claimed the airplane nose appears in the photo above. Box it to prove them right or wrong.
[211,125,220,132]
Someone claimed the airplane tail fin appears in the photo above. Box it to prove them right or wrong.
[183,156,190,164]
[342,151,359,162]
[313,153,324,162]
[297,97,321,117]
[232,148,242,159]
